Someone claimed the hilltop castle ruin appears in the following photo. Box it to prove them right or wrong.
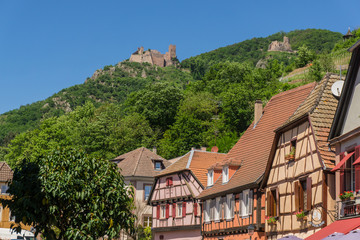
[268,36,293,52]
[129,45,177,67]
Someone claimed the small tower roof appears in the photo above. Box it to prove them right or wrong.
[343,27,354,39]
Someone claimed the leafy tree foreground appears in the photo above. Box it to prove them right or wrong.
[2,148,135,240]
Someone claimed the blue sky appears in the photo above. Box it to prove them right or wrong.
[0,0,359,114]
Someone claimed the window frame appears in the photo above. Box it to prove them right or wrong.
[241,189,250,217]
[143,184,152,201]
[160,204,166,219]
[154,161,162,170]
[204,200,211,223]
[176,202,183,218]
[207,169,214,186]
[214,197,221,222]
[222,165,229,183]
[225,194,233,220]
[143,215,152,227]
[1,185,9,195]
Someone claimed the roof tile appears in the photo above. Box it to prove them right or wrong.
[198,82,316,199]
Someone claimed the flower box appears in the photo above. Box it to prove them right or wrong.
[339,191,354,201]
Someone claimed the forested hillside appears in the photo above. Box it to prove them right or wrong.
[2,28,356,167]
[181,29,342,79]
[0,61,192,147]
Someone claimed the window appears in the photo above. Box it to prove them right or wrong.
[295,178,312,211]
[214,197,221,221]
[166,177,173,187]
[225,194,234,220]
[176,203,182,217]
[240,189,253,217]
[9,210,15,222]
[222,166,229,183]
[267,189,278,217]
[207,169,214,186]
[344,153,356,192]
[1,185,8,195]
[154,161,162,170]
[160,205,167,219]
[143,216,152,227]
[144,185,152,201]
[291,139,297,156]
[204,200,211,223]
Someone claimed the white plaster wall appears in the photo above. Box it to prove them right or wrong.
[341,64,360,134]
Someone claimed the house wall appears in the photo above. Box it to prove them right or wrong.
[153,229,201,240]
[202,189,265,240]
[0,195,31,231]
[204,232,265,240]
[124,178,153,222]
[341,64,360,135]
[150,171,202,233]
[265,121,335,239]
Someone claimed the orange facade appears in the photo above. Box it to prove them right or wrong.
[202,189,266,240]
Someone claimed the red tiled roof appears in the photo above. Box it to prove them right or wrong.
[198,82,316,199]
[157,150,226,187]
[113,147,170,177]
[280,74,343,168]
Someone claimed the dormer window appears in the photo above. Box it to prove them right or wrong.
[222,165,229,183]
[154,160,163,170]
[207,169,214,186]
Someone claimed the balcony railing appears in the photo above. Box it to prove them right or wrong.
[336,196,360,219]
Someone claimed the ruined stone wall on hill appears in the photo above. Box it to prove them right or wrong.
[129,45,177,67]
[268,36,293,52]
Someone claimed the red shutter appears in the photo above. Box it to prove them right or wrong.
[307,177,312,210]
[172,203,176,218]
[355,146,360,192]
[182,202,186,217]
[169,177,173,186]
[166,204,169,218]
[157,205,160,219]
[194,202,198,216]
[340,152,345,194]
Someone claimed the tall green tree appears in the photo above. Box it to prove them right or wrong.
[2,148,135,240]
[124,83,183,133]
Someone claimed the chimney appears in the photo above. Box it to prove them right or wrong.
[191,147,195,151]
[254,99,263,124]
[201,147,207,151]
[152,147,157,154]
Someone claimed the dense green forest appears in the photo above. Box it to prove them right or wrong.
[2,28,359,167]
[181,29,342,79]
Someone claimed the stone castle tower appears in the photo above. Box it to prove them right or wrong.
[129,45,177,67]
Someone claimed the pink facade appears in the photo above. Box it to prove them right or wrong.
[150,171,203,240]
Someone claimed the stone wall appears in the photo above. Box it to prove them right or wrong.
[268,36,292,52]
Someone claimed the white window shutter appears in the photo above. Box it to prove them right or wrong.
[239,192,243,217]
[231,194,235,218]
[215,197,220,221]
[224,197,228,219]
[210,199,215,221]
[248,190,253,215]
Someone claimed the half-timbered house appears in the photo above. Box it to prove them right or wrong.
[197,83,315,240]
[306,39,360,240]
[262,74,342,239]
[148,149,225,240]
